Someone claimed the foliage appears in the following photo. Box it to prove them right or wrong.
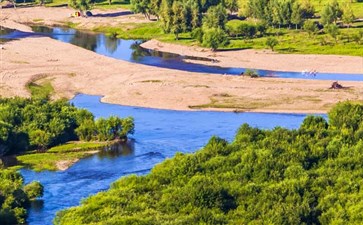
[55,101,363,225]
[303,19,318,36]
[69,0,91,11]
[0,97,134,156]
[266,36,278,50]
[320,0,342,25]
[0,170,42,224]
[23,181,44,200]
[202,28,229,51]
[243,69,259,77]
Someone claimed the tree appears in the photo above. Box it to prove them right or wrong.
[69,0,91,13]
[23,181,44,200]
[225,0,239,14]
[171,1,186,40]
[131,0,151,20]
[203,4,228,30]
[303,19,318,37]
[29,129,51,151]
[325,24,340,43]
[202,28,228,51]
[266,37,278,51]
[75,119,96,141]
[342,3,355,28]
[160,0,173,32]
[300,0,315,19]
[291,1,303,29]
[320,0,342,25]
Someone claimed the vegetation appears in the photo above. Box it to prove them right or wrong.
[55,101,363,224]
[0,96,134,156]
[0,169,43,225]
[125,0,363,52]
[15,142,111,171]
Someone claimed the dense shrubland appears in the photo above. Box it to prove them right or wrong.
[0,169,43,225]
[0,97,134,156]
[55,101,363,224]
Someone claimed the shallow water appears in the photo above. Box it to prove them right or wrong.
[1,26,362,80]
[21,94,321,224]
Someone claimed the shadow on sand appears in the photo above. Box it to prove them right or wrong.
[92,11,133,17]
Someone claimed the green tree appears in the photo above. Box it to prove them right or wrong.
[23,181,44,200]
[303,19,318,37]
[325,23,340,43]
[342,3,355,28]
[131,0,151,20]
[69,0,91,13]
[29,129,51,150]
[160,0,173,32]
[225,0,239,14]
[171,1,186,39]
[266,37,278,50]
[203,4,228,30]
[291,1,303,29]
[202,28,228,51]
[320,0,342,25]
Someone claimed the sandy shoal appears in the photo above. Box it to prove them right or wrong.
[1,8,363,113]
[141,40,363,74]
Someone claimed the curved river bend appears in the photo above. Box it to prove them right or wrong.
[1,26,363,81]
[20,94,324,225]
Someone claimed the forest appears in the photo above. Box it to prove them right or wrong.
[0,97,134,156]
[55,101,363,224]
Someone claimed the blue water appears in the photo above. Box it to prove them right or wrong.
[1,26,362,81]
[21,94,320,224]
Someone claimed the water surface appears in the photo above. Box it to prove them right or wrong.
[21,94,317,225]
[1,26,362,81]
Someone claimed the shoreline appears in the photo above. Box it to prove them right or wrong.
[141,39,363,75]
[1,8,363,114]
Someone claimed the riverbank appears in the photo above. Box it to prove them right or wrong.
[15,142,111,171]
[1,8,363,113]
[141,39,363,74]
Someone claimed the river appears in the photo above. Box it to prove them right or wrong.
[20,94,318,224]
[1,26,363,80]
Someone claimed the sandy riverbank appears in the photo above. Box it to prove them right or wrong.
[141,40,363,74]
[1,7,363,113]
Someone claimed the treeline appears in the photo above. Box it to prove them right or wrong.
[0,170,43,225]
[0,97,134,156]
[55,101,363,224]
[130,0,359,49]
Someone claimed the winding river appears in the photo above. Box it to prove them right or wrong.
[21,94,319,224]
[1,26,363,80]
[0,25,350,224]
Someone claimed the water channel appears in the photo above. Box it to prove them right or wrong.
[21,94,318,224]
[0,25,344,224]
[1,26,363,80]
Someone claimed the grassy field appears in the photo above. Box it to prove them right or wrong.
[16,142,110,171]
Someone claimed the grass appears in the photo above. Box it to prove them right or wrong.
[45,0,131,9]
[26,79,54,99]
[15,141,110,172]
[48,142,110,153]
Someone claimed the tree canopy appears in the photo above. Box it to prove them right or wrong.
[0,97,134,156]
